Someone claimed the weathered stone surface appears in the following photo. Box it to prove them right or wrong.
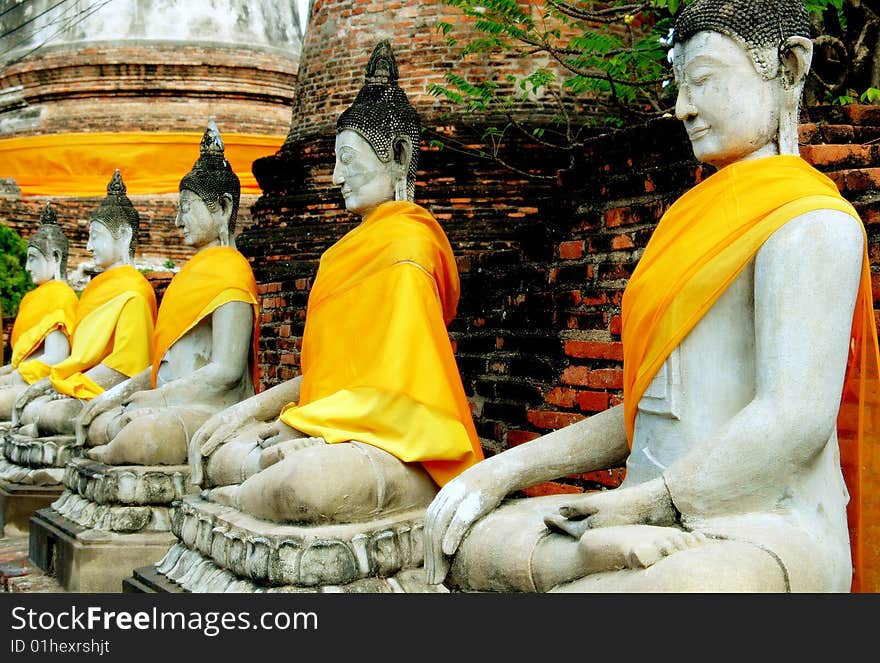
[49,491,171,533]
[3,432,83,469]
[62,459,192,505]
[154,544,447,594]
[160,495,430,589]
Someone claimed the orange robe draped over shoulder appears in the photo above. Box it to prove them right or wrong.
[621,154,879,592]
[43,265,157,400]
[151,245,260,388]
[279,200,484,487]
[10,280,78,382]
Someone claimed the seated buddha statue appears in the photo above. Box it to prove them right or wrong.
[75,121,259,466]
[10,170,157,440]
[187,41,484,528]
[423,0,878,593]
[0,203,78,421]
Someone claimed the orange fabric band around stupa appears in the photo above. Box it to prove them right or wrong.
[0,132,286,196]
[620,154,880,592]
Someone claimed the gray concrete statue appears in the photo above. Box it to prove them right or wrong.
[75,121,259,467]
[0,170,157,486]
[0,203,77,420]
[423,0,876,593]
[12,171,157,437]
[147,42,483,592]
[26,124,261,592]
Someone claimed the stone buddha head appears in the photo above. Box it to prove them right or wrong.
[333,40,421,216]
[177,121,241,248]
[27,202,68,284]
[671,0,813,167]
[87,169,139,270]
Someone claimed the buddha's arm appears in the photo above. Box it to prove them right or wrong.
[191,374,303,454]
[32,329,70,366]
[187,374,303,484]
[141,301,253,407]
[82,363,130,392]
[424,402,628,583]
[11,377,54,425]
[76,368,152,444]
[662,210,864,518]
[82,296,152,392]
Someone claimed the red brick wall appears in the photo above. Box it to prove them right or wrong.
[288,0,578,141]
[246,103,880,498]
[0,193,261,269]
[1,44,296,136]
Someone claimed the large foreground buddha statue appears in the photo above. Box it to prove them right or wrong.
[190,40,483,524]
[0,203,77,421]
[1,170,157,485]
[75,122,260,467]
[424,0,879,593]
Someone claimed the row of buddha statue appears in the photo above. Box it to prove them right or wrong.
[0,0,875,593]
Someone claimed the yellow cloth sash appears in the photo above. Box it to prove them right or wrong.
[279,200,483,487]
[45,265,157,400]
[0,132,285,196]
[151,246,260,388]
[10,280,78,381]
[622,154,879,592]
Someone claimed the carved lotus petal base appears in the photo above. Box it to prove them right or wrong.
[50,490,173,533]
[154,543,446,593]
[62,458,194,505]
[3,431,84,468]
[156,495,438,590]
[44,460,199,533]
[0,458,64,486]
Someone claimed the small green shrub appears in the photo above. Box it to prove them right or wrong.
[0,223,33,321]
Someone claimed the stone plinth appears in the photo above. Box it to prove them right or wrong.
[27,459,198,592]
[28,507,178,593]
[132,495,446,593]
[0,427,77,535]
[0,479,63,537]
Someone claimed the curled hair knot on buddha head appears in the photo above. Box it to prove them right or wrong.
[29,201,69,279]
[672,0,813,80]
[336,40,421,202]
[90,169,139,259]
[179,121,241,235]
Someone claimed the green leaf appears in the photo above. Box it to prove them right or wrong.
[860,87,880,104]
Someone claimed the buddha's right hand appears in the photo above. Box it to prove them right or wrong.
[423,464,508,585]
[11,378,52,427]
[187,402,260,484]
[75,391,120,445]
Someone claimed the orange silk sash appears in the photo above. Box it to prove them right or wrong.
[279,200,483,486]
[47,265,157,400]
[621,154,879,592]
[151,246,260,388]
[10,280,78,377]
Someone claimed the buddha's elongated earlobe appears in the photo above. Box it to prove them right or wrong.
[392,135,413,202]
[394,177,408,202]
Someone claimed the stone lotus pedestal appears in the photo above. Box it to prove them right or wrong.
[0,426,79,536]
[27,458,197,592]
[125,494,447,593]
